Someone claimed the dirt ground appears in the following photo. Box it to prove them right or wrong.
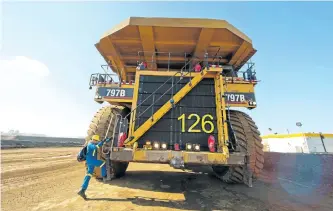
[1,148,333,211]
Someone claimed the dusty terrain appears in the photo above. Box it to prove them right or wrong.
[1,148,333,211]
[1,136,83,149]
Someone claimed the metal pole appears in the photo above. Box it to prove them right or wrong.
[151,94,155,122]
[151,52,154,69]
[104,114,114,139]
[320,132,327,153]
[204,52,209,70]
[168,52,170,71]
[184,53,187,72]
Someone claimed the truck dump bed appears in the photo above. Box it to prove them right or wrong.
[95,17,256,80]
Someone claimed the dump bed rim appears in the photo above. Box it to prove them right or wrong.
[100,17,252,44]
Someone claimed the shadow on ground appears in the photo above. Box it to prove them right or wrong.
[89,153,333,211]
[92,166,276,211]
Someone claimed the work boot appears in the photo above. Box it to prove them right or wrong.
[77,189,87,200]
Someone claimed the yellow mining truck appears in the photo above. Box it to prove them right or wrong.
[87,17,264,186]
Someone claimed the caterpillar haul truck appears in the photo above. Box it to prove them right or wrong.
[87,17,264,187]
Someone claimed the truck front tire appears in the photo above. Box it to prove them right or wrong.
[212,110,264,184]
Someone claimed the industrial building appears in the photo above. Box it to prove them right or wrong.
[262,133,333,153]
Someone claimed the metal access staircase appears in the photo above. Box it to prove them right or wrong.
[214,73,229,152]
[124,68,219,146]
[116,68,194,145]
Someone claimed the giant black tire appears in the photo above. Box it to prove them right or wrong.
[86,105,130,178]
[212,110,264,184]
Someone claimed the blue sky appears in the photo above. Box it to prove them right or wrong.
[0,1,332,137]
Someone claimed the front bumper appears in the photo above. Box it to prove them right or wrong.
[108,148,246,166]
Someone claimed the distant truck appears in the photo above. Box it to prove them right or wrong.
[87,17,264,186]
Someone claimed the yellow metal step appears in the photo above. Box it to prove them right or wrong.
[125,68,217,146]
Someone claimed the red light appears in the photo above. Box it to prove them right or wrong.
[208,135,215,152]
[118,132,127,147]
[174,143,180,151]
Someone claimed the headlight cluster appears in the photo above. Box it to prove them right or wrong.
[186,143,200,151]
[94,94,102,99]
[248,101,257,106]
[144,141,168,150]
[143,141,201,151]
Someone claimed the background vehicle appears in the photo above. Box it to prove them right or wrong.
[87,17,264,187]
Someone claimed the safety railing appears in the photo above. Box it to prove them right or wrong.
[91,54,258,91]
[216,62,258,83]
[89,73,114,87]
[241,62,257,81]
[136,51,206,72]
[137,51,186,71]
[135,51,238,73]
[89,72,136,88]
[137,51,257,76]
[101,112,120,155]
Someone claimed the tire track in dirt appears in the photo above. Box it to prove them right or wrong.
[1,148,84,211]
[2,148,333,211]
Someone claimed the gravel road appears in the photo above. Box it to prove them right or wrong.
[1,148,332,211]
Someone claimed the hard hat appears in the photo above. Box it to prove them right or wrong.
[92,135,100,141]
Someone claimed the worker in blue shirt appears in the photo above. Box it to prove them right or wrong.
[77,134,110,199]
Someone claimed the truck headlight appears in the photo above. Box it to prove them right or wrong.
[186,143,192,150]
[153,141,160,150]
[193,144,200,151]
[161,142,167,150]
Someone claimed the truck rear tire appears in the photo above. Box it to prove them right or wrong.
[112,161,129,178]
[86,105,129,178]
[212,110,264,184]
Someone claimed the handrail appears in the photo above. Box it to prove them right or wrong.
[135,71,192,121]
[122,71,186,121]
[116,53,210,137]
[116,55,201,135]
[89,72,137,88]
[123,54,199,123]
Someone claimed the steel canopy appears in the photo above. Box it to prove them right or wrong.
[95,17,257,80]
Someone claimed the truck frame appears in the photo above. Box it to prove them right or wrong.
[87,17,264,187]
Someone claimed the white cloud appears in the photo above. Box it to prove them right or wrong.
[0,56,97,137]
[0,56,50,78]
[0,56,52,134]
